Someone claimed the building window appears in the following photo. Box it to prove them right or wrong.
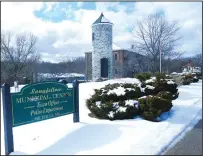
[114,53,118,60]
[92,33,94,41]
[115,69,118,74]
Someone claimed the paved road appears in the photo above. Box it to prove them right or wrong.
[163,119,202,155]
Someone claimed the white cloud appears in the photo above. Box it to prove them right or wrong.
[43,2,57,13]
[1,2,202,63]
[77,2,84,8]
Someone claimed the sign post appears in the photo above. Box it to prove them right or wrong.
[73,80,79,123]
[2,83,14,155]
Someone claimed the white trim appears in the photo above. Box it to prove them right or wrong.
[92,23,114,27]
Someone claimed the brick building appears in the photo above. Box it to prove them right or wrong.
[85,44,150,80]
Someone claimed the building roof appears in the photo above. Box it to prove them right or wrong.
[92,13,113,25]
[85,43,122,53]
[84,44,146,58]
[113,44,123,50]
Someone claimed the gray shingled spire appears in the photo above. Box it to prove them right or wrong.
[92,13,113,25]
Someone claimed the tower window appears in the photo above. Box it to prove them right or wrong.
[114,53,118,60]
[92,33,94,41]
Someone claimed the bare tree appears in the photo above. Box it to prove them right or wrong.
[36,57,85,75]
[132,13,182,73]
[1,31,40,84]
[192,53,202,69]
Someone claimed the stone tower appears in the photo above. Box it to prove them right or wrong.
[92,13,113,81]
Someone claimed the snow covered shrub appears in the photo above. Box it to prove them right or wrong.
[182,74,194,85]
[86,83,142,120]
[196,72,202,79]
[182,73,199,83]
[165,75,173,79]
[145,77,156,86]
[172,92,179,100]
[157,91,173,101]
[110,103,139,120]
[95,78,108,82]
[193,78,199,82]
[143,74,179,99]
[154,79,178,94]
[144,85,155,96]
[135,72,152,82]
[173,75,184,85]
[189,73,199,83]
[155,72,167,81]
[138,96,172,122]
[192,76,199,83]
[86,99,139,120]
[184,74,193,79]
[182,78,191,85]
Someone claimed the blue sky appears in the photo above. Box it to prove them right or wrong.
[1,2,202,63]
[34,2,136,23]
[34,2,95,22]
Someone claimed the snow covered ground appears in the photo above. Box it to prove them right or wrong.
[1,78,202,155]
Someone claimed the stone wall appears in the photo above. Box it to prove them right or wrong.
[92,23,113,81]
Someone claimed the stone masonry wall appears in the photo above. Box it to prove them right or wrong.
[92,23,113,81]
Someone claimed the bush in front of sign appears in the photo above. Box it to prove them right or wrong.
[138,95,173,122]
[86,83,142,120]
[146,77,179,100]
[134,72,152,82]
[156,91,173,101]
[143,78,179,100]
[86,80,177,121]
[192,77,199,83]
[86,99,139,120]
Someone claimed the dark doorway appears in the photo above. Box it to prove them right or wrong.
[127,71,134,78]
[100,58,108,78]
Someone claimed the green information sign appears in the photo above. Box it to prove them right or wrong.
[11,82,75,127]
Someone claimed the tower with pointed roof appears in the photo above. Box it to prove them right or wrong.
[91,13,113,81]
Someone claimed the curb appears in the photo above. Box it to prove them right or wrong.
[156,108,202,155]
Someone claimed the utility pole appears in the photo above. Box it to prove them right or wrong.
[160,45,162,73]
[167,58,170,74]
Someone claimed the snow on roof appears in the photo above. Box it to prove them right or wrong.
[113,44,122,50]
[38,73,85,78]
[85,43,122,54]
